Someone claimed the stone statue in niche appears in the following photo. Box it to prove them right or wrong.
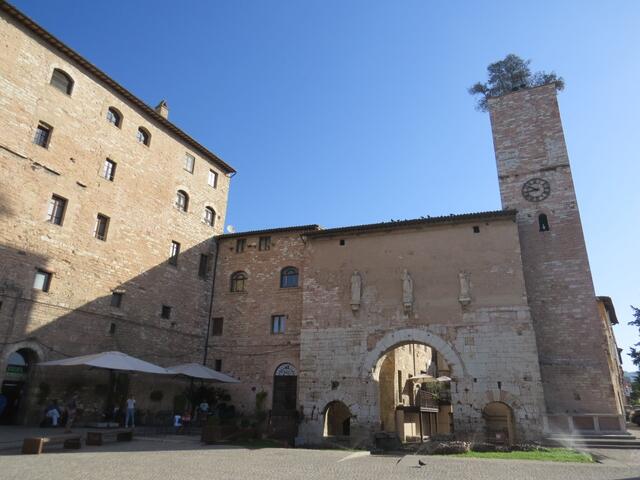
[350,270,362,311]
[458,271,471,306]
[401,269,413,314]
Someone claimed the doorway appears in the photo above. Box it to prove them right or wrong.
[1,349,36,425]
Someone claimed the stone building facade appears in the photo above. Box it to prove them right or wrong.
[0,2,234,423]
[0,2,625,447]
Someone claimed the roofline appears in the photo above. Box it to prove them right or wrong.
[596,296,619,325]
[306,210,517,238]
[216,224,321,239]
[0,1,236,174]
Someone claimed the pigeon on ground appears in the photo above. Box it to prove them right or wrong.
[418,459,426,467]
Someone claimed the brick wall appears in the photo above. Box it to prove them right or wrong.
[489,83,618,417]
[0,10,231,423]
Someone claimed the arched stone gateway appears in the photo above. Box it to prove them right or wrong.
[367,333,462,445]
[362,328,466,381]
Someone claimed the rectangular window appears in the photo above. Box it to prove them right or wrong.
[169,241,180,265]
[258,236,271,251]
[46,195,67,226]
[33,122,52,148]
[184,153,195,173]
[211,317,223,336]
[208,169,218,188]
[235,238,246,253]
[94,214,110,241]
[271,315,286,334]
[198,254,208,278]
[398,370,403,402]
[214,359,222,371]
[33,269,52,292]
[161,305,172,319]
[102,159,117,181]
[111,292,123,308]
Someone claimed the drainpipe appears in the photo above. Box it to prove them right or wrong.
[202,237,220,366]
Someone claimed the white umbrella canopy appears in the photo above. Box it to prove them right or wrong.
[38,351,169,375]
[166,363,240,383]
[408,374,452,383]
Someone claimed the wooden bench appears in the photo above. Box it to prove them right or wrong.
[86,428,133,446]
[22,433,82,454]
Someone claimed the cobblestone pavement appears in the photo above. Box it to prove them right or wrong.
[1,437,639,480]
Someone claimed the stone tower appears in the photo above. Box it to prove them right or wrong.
[489,84,621,431]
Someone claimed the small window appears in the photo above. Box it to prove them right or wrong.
[33,269,52,292]
[161,305,172,319]
[204,207,215,227]
[211,317,223,336]
[271,315,286,334]
[46,194,67,226]
[235,238,246,253]
[259,236,271,251]
[280,267,299,288]
[198,254,209,278]
[108,323,117,334]
[102,159,117,181]
[539,213,550,232]
[94,214,110,241]
[169,241,181,266]
[136,127,150,146]
[50,68,74,95]
[339,239,346,246]
[33,122,52,148]
[175,190,189,212]
[184,153,195,173]
[214,359,222,371]
[106,107,122,127]
[473,226,480,233]
[230,271,247,292]
[208,169,218,188]
[111,292,123,308]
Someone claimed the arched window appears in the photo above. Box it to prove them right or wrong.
[280,267,299,288]
[204,207,215,227]
[175,190,189,212]
[538,213,550,232]
[136,127,150,146]
[106,107,122,127]
[50,68,74,95]
[230,271,247,292]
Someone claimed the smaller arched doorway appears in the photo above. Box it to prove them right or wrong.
[270,363,298,444]
[272,363,297,414]
[323,401,351,437]
[483,401,515,445]
[1,349,38,425]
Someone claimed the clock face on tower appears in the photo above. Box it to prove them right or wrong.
[521,178,551,202]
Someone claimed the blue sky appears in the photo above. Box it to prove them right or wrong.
[12,0,639,370]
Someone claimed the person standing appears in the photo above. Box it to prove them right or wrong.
[45,399,61,427]
[125,395,136,428]
[64,394,78,433]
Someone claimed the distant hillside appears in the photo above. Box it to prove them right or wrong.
[624,371,638,381]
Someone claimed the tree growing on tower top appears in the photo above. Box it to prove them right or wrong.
[469,54,565,112]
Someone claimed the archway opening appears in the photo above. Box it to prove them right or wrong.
[376,342,453,443]
[483,401,515,445]
[323,401,351,437]
[1,348,39,425]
